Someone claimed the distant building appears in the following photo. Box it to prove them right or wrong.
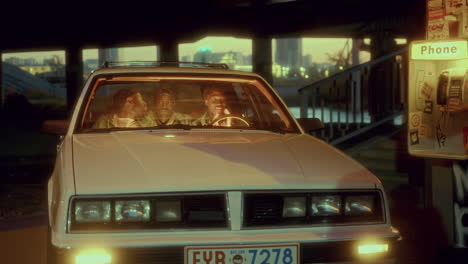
[302,54,312,68]
[219,52,237,69]
[4,57,17,65]
[5,57,25,66]
[193,49,213,63]
[231,52,250,65]
[43,56,62,66]
[188,48,251,70]
[245,54,252,65]
[98,48,120,65]
[24,58,38,66]
[275,38,303,77]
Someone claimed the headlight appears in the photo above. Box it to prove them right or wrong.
[155,200,181,222]
[75,201,111,223]
[115,200,151,222]
[310,195,341,216]
[345,195,374,215]
[282,197,306,218]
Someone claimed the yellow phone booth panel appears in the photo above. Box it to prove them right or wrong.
[409,39,468,160]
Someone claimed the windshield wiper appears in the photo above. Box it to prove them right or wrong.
[83,125,291,134]
[260,127,290,134]
[82,127,142,133]
[83,124,200,133]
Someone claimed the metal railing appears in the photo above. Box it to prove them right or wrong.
[298,47,408,145]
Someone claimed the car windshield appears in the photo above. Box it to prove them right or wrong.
[77,75,299,133]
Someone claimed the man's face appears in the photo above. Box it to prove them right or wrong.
[130,92,148,118]
[155,93,175,116]
[205,91,227,118]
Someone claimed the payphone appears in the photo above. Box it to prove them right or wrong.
[409,39,468,160]
[436,67,468,112]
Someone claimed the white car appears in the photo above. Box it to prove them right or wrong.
[46,62,401,264]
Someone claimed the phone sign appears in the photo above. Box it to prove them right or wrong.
[411,40,468,60]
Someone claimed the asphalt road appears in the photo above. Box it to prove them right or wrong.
[2,224,47,264]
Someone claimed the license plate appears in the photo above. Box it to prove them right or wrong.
[185,243,299,264]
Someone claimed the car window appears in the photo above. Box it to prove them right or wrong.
[78,76,299,133]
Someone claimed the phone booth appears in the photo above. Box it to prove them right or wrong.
[408,39,468,160]
[408,39,468,248]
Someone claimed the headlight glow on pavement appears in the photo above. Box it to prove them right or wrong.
[75,248,112,264]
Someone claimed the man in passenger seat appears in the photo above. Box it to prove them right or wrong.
[92,88,149,128]
[151,88,191,126]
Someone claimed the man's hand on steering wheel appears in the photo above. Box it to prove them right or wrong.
[211,115,250,127]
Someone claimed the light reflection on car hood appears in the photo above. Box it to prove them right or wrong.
[72,131,379,194]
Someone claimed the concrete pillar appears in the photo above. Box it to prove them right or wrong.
[65,45,83,114]
[159,38,179,62]
[252,36,273,85]
[368,31,398,120]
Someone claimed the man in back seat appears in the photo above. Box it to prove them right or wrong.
[92,88,150,128]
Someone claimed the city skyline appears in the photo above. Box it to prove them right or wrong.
[1,37,366,65]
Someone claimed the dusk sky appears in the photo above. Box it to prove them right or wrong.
[1,37,370,64]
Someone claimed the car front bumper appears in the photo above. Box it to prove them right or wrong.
[52,239,400,264]
[50,225,401,264]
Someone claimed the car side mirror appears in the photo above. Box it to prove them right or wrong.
[297,118,324,133]
[42,120,69,135]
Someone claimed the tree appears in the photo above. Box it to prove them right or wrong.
[325,39,351,71]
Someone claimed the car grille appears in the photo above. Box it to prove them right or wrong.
[245,194,283,225]
[243,192,384,227]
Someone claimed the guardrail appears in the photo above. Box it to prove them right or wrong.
[298,47,408,145]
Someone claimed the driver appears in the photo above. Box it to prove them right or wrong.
[93,88,149,128]
[192,87,232,126]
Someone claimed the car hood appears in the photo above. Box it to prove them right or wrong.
[72,131,379,194]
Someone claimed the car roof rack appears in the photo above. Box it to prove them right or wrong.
[101,61,229,69]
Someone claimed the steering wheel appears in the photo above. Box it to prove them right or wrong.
[211,115,250,127]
